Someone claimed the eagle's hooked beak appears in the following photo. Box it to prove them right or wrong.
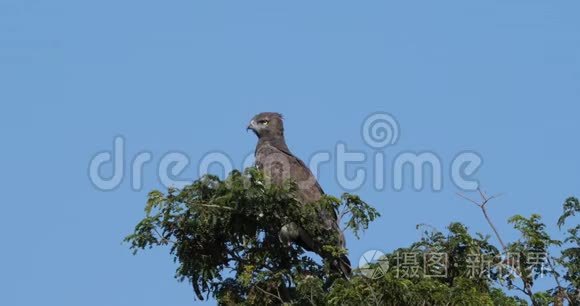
[246,120,256,132]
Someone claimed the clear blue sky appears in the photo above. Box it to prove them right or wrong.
[1,1,579,305]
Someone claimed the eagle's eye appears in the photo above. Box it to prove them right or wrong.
[258,120,269,126]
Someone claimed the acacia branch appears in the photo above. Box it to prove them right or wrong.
[457,187,538,304]
[456,188,506,250]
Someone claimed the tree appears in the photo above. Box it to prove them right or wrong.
[125,168,580,305]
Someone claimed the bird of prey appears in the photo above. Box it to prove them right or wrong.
[247,112,351,278]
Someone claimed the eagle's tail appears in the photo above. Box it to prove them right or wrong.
[280,223,352,279]
[333,254,352,279]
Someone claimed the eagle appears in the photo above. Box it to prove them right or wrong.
[247,112,351,278]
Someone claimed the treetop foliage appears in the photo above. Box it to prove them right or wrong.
[126,168,580,305]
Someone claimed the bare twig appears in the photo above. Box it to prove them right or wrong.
[456,188,506,250]
[339,208,351,223]
[339,208,352,233]
[457,187,538,304]
[480,201,507,251]
[153,228,177,244]
[456,192,481,207]
[254,285,284,304]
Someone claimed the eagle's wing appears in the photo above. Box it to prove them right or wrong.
[256,142,351,277]
[256,141,342,236]
[256,142,328,210]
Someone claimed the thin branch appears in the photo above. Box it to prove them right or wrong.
[512,283,528,296]
[339,209,351,223]
[254,285,284,304]
[478,188,487,201]
[481,204,507,251]
[153,228,177,244]
[546,255,572,305]
[455,192,481,207]
[198,204,235,210]
[339,208,352,233]
[184,199,236,211]
[457,188,506,250]
[457,187,537,305]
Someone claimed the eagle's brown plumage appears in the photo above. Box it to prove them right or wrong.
[247,112,351,278]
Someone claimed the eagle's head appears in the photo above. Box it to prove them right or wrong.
[247,112,284,138]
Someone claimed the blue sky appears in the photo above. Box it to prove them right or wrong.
[1,1,579,305]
